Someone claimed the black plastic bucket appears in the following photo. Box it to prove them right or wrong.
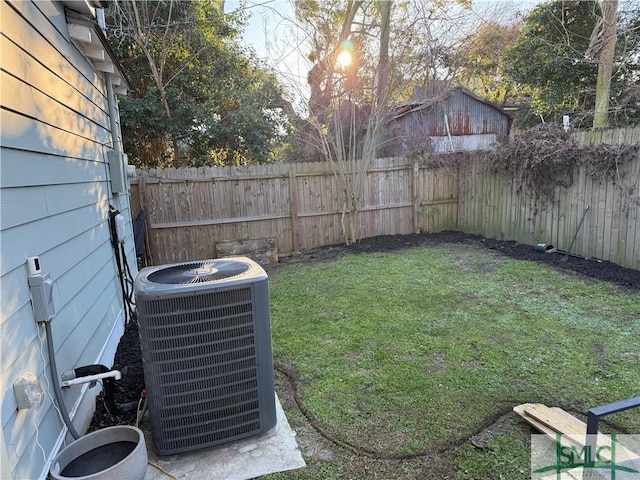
[535,243,556,253]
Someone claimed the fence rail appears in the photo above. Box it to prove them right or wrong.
[131,133,639,270]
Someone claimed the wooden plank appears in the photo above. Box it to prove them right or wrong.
[604,176,616,262]
[473,162,481,235]
[500,168,510,240]
[423,198,459,206]
[489,169,498,239]
[314,171,333,245]
[289,171,300,252]
[622,156,640,269]
[494,170,503,237]
[555,183,565,250]
[517,403,585,434]
[140,166,413,184]
[476,166,485,236]
[467,163,475,233]
[583,168,595,258]
[151,213,291,229]
[595,174,608,260]
[137,174,155,265]
[423,167,432,232]
[216,237,278,264]
[575,161,588,255]
[514,403,640,471]
[513,403,587,444]
[496,174,509,240]
[625,181,639,269]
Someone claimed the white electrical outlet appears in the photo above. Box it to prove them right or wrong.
[13,372,44,410]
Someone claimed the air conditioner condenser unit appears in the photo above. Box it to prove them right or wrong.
[134,257,277,454]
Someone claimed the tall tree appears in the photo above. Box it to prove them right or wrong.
[503,0,639,127]
[108,0,292,167]
[375,0,391,111]
[295,0,363,119]
[372,0,391,157]
[453,21,521,106]
[588,0,619,128]
[504,0,599,116]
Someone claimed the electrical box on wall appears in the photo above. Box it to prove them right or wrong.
[13,372,44,410]
[107,149,128,194]
[28,273,55,323]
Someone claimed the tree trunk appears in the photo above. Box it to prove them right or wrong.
[373,0,391,158]
[130,0,177,162]
[307,1,362,119]
[375,1,391,112]
[592,0,618,129]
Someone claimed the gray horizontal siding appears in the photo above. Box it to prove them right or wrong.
[4,1,109,108]
[0,1,136,479]
[0,249,126,422]
[0,149,109,188]
[1,203,111,276]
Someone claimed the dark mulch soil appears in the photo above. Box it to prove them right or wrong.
[283,231,640,290]
[89,231,639,431]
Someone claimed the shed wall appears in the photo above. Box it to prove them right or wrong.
[384,90,510,155]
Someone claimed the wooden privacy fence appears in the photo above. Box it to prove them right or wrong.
[131,150,639,270]
[457,157,640,269]
[572,125,640,146]
[131,157,458,265]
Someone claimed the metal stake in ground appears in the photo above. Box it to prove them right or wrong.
[561,206,590,262]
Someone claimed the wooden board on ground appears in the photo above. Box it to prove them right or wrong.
[515,403,586,435]
[514,403,640,479]
[216,237,278,265]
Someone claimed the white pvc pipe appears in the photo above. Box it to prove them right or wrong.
[61,370,121,388]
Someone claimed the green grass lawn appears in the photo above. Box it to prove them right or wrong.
[263,244,640,480]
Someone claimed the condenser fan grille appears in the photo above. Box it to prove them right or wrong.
[147,260,249,284]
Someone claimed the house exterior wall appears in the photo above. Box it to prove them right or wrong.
[0,2,136,479]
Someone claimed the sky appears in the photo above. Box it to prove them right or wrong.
[223,1,548,111]
[225,0,312,110]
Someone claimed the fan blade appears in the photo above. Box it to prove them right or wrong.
[147,260,250,285]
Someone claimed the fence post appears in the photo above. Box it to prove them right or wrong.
[137,174,155,265]
[289,170,300,252]
[412,161,420,234]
